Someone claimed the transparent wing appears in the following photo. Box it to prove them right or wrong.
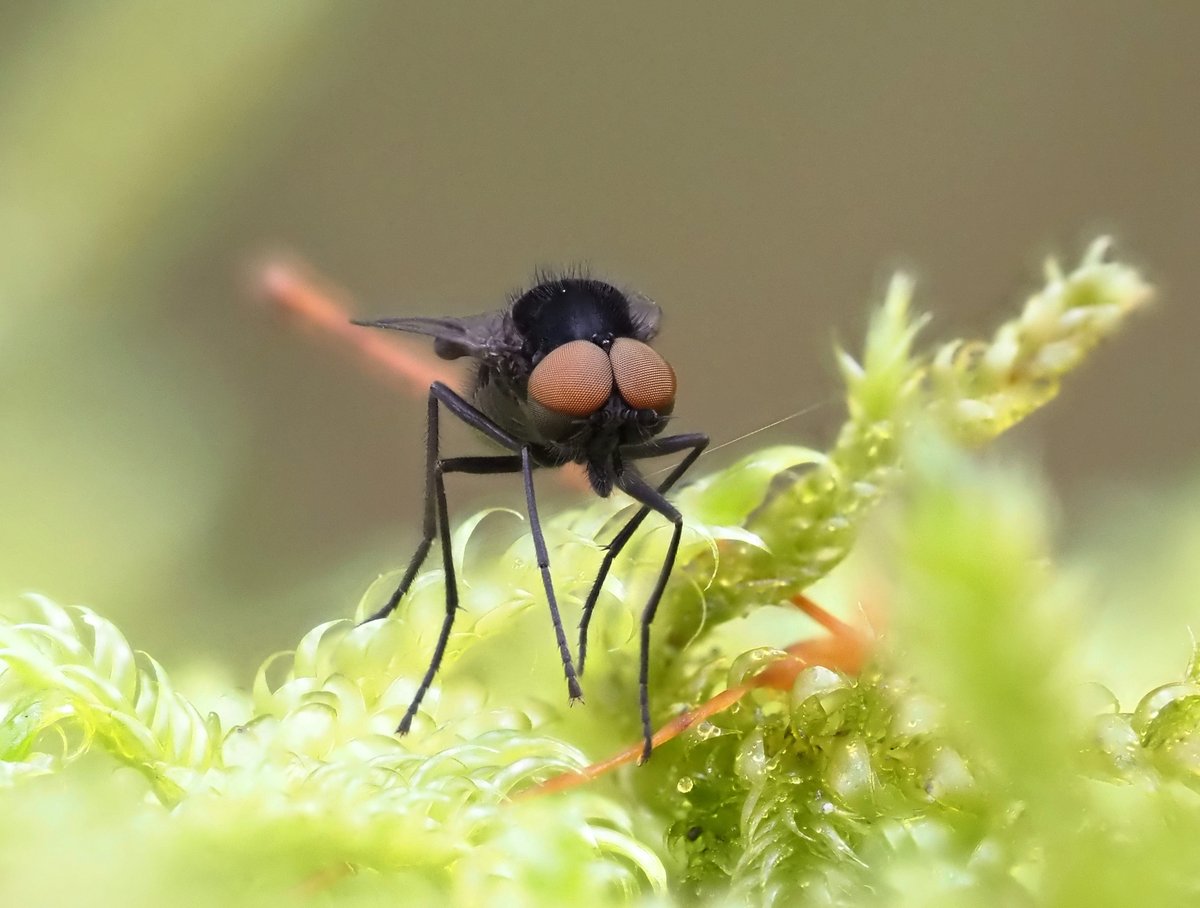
[625,292,663,341]
[352,311,514,361]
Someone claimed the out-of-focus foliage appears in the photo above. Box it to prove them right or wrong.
[0,2,358,636]
[5,242,1190,906]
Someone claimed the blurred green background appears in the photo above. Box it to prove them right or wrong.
[1,2,1196,677]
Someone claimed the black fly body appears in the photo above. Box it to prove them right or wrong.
[355,276,707,762]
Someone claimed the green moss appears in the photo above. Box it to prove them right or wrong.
[6,240,1193,907]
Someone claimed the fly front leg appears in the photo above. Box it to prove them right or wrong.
[521,446,583,701]
[361,391,441,625]
[577,433,708,675]
[613,468,688,763]
[366,382,583,733]
[392,452,531,732]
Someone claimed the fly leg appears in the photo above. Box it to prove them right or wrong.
[365,382,583,733]
[612,467,688,763]
[577,433,708,676]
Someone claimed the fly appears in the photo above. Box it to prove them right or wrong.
[354,276,708,762]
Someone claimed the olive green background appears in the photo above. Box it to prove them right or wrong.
[1,3,1196,673]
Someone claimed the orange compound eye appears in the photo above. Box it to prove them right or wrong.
[610,338,676,412]
[527,340,614,417]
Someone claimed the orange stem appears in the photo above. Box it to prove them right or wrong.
[524,593,877,798]
[256,256,591,492]
[258,258,459,394]
[523,682,756,798]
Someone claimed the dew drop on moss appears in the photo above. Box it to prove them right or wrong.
[728,647,788,688]
[1131,681,1200,736]
[924,745,974,803]
[734,732,769,785]
[888,691,942,740]
[1093,713,1141,774]
[676,776,695,794]
[791,665,846,705]
[825,736,877,810]
[822,516,850,535]
[851,481,877,499]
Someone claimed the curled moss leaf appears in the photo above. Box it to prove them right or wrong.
[0,594,219,801]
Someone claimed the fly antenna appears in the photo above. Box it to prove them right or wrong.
[644,397,834,478]
[700,399,832,457]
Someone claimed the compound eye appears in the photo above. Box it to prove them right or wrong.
[527,340,614,417]
[610,338,676,413]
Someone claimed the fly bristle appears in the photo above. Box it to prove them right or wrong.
[512,264,603,306]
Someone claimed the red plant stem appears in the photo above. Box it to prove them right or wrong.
[257,256,591,492]
[258,258,460,394]
[523,594,874,797]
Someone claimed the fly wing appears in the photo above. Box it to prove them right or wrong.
[625,291,663,341]
[351,311,517,361]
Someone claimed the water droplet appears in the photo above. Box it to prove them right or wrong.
[889,692,941,739]
[1132,681,1200,736]
[694,721,722,740]
[676,776,695,793]
[1094,713,1140,773]
[924,745,974,801]
[791,665,846,705]
[728,647,788,688]
[734,732,769,784]
[851,481,877,499]
[824,736,877,810]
